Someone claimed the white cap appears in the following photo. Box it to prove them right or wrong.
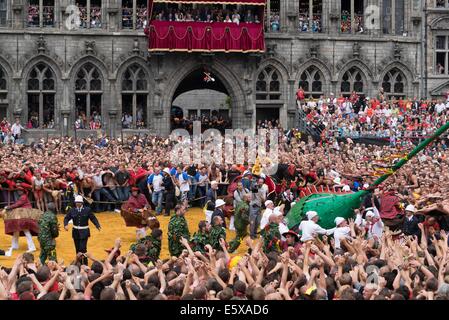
[342,185,351,192]
[334,217,345,226]
[363,183,370,189]
[74,195,84,203]
[265,200,274,207]
[405,204,416,213]
[365,211,375,218]
[163,168,171,174]
[215,199,226,208]
[306,211,318,220]
[333,177,341,184]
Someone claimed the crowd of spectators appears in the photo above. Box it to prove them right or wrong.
[122,5,148,29]
[297,89,449,143]
[152,6,261,25]
[0,118,448,299]
[76,4,102,28]
[171,114,232,134]
[298,13,321,33]
[340,11,364,33]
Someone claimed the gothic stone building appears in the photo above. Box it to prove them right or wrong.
[0,0,444,140]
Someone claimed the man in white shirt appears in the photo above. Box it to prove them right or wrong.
[333,217,352,250]
[355,207,384,241]
[260,200,274,230]
[11,119,24,140]
[147,166,164,215]
[436,101,446,114]
[298,211,335,242]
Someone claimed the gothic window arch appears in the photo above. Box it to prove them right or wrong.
[298,66,324,98]
[75,62,103,129]
[382,67,405,98]
[340,67,365,96]
[27,63,56,128]
[256,66,282,100]
[0,65,7,120]
[121,63,148,129]
[0,65,7,99]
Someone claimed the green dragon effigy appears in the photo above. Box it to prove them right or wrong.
[286,121,449,230]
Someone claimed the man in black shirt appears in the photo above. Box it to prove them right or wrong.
[162,168,176,216]
[64,195,101,264]
[115,164,130,202]
[187,164,198,202]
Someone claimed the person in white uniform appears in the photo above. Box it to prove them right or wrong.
[298,211,336,242]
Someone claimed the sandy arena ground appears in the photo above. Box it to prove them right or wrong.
[0,208,248,267]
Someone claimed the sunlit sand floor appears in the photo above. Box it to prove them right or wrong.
[0,208,248,268]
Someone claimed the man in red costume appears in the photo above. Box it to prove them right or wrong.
[123,187,152,239]
[2,187,38,256]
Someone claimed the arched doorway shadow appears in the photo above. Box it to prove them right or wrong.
[159,61,247,136]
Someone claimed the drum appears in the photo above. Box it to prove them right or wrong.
[120,205,159,229]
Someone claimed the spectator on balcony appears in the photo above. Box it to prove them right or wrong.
[224,14,232,23]
[232,11,240,25]
[244,10,254,23]
[271,14,280,31]
[122,113,132,129]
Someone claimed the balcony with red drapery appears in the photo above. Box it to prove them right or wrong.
[144,0,266,53]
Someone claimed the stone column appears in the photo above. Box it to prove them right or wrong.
[108,110,118,138]
[61,110,70,137]
[280,0,288,32]
[12,0,24,29]
[12,78,23,123]
[107,2,119,31]
[287,78,297,128]
[286,0,298,33]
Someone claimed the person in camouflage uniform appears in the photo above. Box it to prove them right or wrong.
[209,215,226,251]
[190,220,210,253]
[228,194,251,253]
[130,228,163,263]
[261,214,281,254]
[168,204,190,257]
[37,202,59,264]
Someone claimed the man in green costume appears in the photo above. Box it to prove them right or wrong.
[228,194,251,253]
[190,220,210,253]
[37,202,59,264]
[130,228,163,262]
[168,204,190,257]
[261,214,281,254]
[209,215,226,251]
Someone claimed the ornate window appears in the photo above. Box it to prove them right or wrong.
[298,0,322,33]
[340,0,364,34]
[75,63,103,129]
[27,0,54,28]
[382,68,405,98]
[436,0,448,8]
[27,63,56,128]
[435,35,449,75]
[256,66,282,100]
[0,65,6,100]
[298,66,324,98]
[340,67,364,96]
[122,0,148,29]
[77,0,102,29]
[383,0,405,35]
[0,0,7,26]
[121,64,148,129]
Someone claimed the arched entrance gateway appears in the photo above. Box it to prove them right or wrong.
[170,67,232,133]
[158,60,250,136]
